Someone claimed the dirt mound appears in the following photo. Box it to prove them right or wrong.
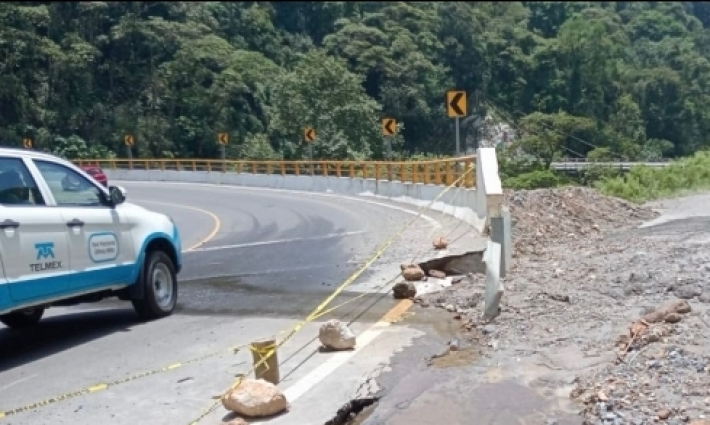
[504,186,658,256]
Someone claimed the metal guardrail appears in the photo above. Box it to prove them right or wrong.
[75,157,477,188]
[555,157,671,163]
[551,161,670,172]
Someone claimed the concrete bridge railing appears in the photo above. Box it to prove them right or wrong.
[79,148,511,277]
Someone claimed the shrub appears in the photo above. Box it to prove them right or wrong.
[504,169,570,190]
[597,150,710,203]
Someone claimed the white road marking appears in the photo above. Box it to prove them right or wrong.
[189,231,366,253]
[117,180,442,228]
[0,374,37,393]
[282,321,390,403]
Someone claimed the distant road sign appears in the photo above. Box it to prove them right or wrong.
[304,128,316,143]
[124,135,134,146]
[218,133,229,145]
[382,118,397,136]
[23,138,32,149]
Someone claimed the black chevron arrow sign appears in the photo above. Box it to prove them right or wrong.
[446,90,467,118]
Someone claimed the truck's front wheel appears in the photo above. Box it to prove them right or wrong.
[132,250,178,320]
[0,307,45,329]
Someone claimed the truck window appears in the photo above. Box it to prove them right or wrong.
[0,157,45,206]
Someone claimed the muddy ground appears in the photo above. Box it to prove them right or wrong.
[417,187,710,425]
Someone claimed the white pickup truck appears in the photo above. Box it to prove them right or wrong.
[0,147,182,328]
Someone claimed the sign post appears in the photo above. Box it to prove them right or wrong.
[218,132,229,172]
[124,135,134,160]
[304,127,316,176]
[381,118,397,181]
[217,133,229,161]
[446,90,468,156]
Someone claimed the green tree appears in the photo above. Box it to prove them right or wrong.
[516,111,596,168]
[1,0,710,167]
[268,49,382,160]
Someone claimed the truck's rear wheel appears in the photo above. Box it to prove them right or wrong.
[0,307,45,328]
[132,250,178,320]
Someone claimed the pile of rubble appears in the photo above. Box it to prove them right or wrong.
[503,186,658,256]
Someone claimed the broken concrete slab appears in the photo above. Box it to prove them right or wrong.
[412,277,454,297]
[418,249,486,276]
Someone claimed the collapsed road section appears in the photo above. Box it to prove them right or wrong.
[352,186,710,425]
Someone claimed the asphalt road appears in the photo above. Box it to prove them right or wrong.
[123,181,446,317]
[0,180,481,425]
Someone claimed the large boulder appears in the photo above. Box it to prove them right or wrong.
[222,379,288,417]
[319,319,356,350]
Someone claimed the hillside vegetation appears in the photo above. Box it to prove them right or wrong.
[3,2,710,163]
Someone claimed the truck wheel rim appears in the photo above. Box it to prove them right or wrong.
[152,263,174,309]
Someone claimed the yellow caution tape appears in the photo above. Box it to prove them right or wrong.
[186,166,475,425]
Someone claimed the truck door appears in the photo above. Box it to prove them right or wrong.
[0,157,71,304]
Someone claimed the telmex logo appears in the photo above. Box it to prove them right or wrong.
[35,242,55,261]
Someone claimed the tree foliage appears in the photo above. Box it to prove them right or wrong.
[2,1,710,162]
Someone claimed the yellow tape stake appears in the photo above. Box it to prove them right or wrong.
[249,344,274,372]
[186,167,475,425]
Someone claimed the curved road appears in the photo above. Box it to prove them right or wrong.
[0,180,477,425]
[122,181,443,316]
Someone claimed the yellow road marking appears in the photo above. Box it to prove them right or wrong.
[132,200,222,252]
[380,299,414,323]
[88,384,108,393]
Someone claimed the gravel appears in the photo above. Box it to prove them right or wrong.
[416,186,710,424]
[504,186,656,256]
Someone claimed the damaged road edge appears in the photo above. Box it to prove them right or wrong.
[402,242,505,321]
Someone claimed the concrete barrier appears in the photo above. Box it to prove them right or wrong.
[110,150,493,222]
[106,147,513,319]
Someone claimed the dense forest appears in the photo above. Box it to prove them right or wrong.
[3,1,710,163]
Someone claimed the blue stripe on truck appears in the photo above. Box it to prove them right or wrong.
[0,231,182,314]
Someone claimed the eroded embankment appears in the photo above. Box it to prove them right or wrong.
[408,187,710,424]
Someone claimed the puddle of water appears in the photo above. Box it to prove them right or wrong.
[430,348,480,368]
[412,307,483,368]
[430,312,463,336]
